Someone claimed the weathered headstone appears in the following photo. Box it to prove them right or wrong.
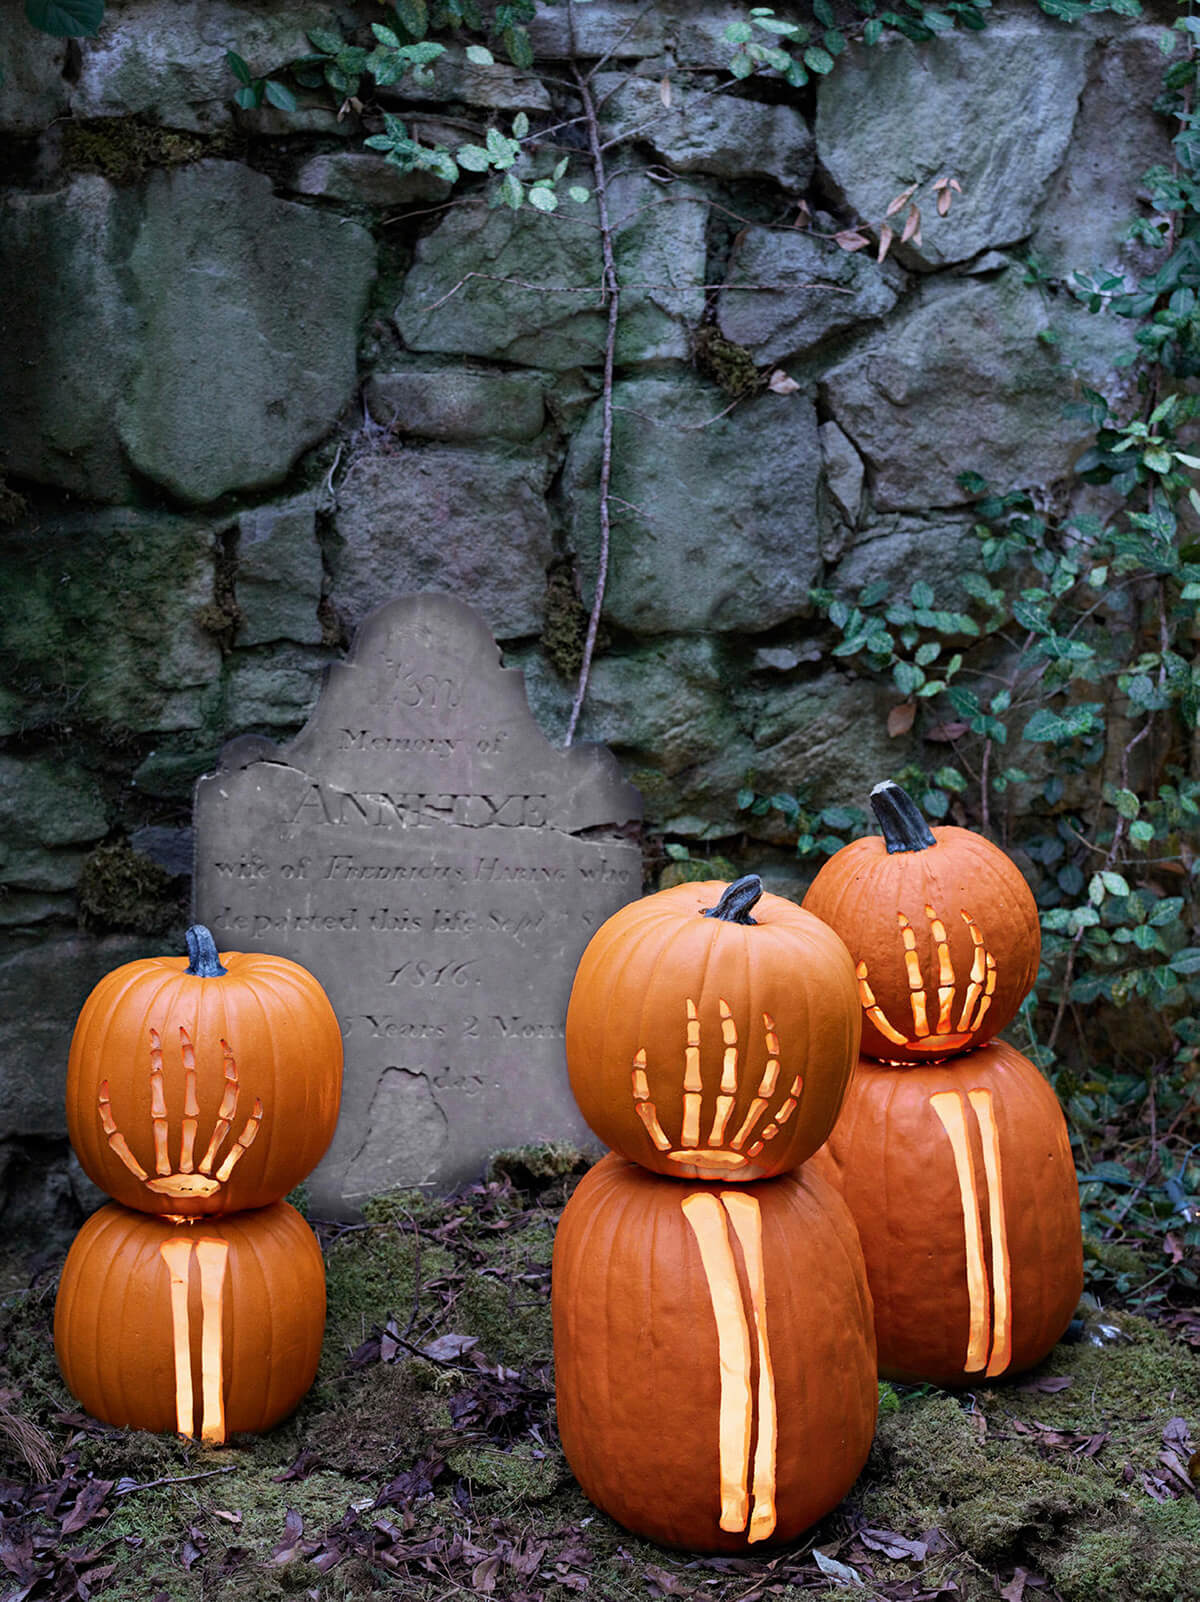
[193,595,642,1215]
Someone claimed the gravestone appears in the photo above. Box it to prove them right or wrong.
[193,594,642,1215]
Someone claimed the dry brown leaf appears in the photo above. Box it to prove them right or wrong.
[901,204,921,244]
[660,75,672,107]
[859,1527,927,1561]
[877,223,894,263]
[886,184,917,216]
[834,229,870,252]
[923,719,968,742]
[768,370,801,394]
[888,701,916,737]
[938,187,952,216]
[473,1555,502,1593]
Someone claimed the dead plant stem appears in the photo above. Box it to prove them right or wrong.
[565,63,619,748]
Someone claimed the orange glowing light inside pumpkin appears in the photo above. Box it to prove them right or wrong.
[682,1190,778,1542]
[629,1003,804,1176]
[100,1028,263,1201]
[930,1087,1013,1376]
[856,908,999,1055]
[158,1234,230,1442]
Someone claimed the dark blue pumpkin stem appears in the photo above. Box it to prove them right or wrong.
[184,924,228,977]
[870,780,937,854]
[702,874,763,925]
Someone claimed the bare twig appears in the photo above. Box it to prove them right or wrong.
[565,64,620,749]
[117,1466,238,1495]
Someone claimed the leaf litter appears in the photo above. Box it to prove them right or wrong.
[0,1141,1193,1602]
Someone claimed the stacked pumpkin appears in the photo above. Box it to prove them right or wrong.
[55,926,343,1444]
[555,876,877,1550]
[803,781,1083,1385]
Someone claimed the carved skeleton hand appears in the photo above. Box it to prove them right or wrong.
[857,906,997,1055]
[99,1026,263,1202]
[631,1000,803,1172]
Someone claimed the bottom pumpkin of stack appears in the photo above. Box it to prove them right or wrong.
[55,1200,325,1443]
[806,1040,1083,1387]
[553,1153,877,1551]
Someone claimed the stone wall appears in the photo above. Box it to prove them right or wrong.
[0,0,1171,1233]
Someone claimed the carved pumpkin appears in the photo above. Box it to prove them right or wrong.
[66,926,343,1218]
[807,1041,1082,1385]
[55,1200,326,1442]
[554,1153,877,1551]
[565,877,861,1182]
[802,782,1040,1063]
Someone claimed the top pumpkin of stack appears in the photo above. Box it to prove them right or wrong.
[803,779,1040,1064]
[564,874,862,1178]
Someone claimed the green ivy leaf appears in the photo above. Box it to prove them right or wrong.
[503,24,534,69]
[24,0,104,36]
[226,50,253,86]
[263,78,297,111]
[498,170,524,209]
[307,29,344,55]
[465,44,495,64]
[803,44,836,73]
[394,0,430,38]
[527,184,558,212]
[456,144,493,172]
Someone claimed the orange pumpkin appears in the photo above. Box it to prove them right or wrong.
[565,877,861,1181]
[66,925,343,1218]
[803,781,1040,1063]
[553,1153,877,1551]
[807,1041,1082,1385]
[55,1200,326,1441]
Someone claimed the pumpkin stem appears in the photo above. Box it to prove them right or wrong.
[870,780,937,854]
[702,874,763,925]
[185,925,228,977]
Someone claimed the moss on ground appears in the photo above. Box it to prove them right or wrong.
[0,1151,1196,1600]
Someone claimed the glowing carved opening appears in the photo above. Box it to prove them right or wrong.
[160,1237,195,1437]
[630,1004,802,1174]
[195,1240,230,1444]
[968,1088,1013,1378]
[929,1091,991,1372]
[720,1193,778,1543]
[682,1193,753,1535]
[856,908,998,1056]
[682,1191,778,1542]
[159,1235,230,1443]
[101,1028,264,1201]
[930,1088,1014,1376]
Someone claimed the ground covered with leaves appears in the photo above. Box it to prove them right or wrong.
[0,1140,1196,1602]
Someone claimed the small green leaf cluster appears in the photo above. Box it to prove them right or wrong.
[227,3,591,214]
[723,0,995,87]
[735,784,871,858]
[225,51,298,112]
[291,22,446,98]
